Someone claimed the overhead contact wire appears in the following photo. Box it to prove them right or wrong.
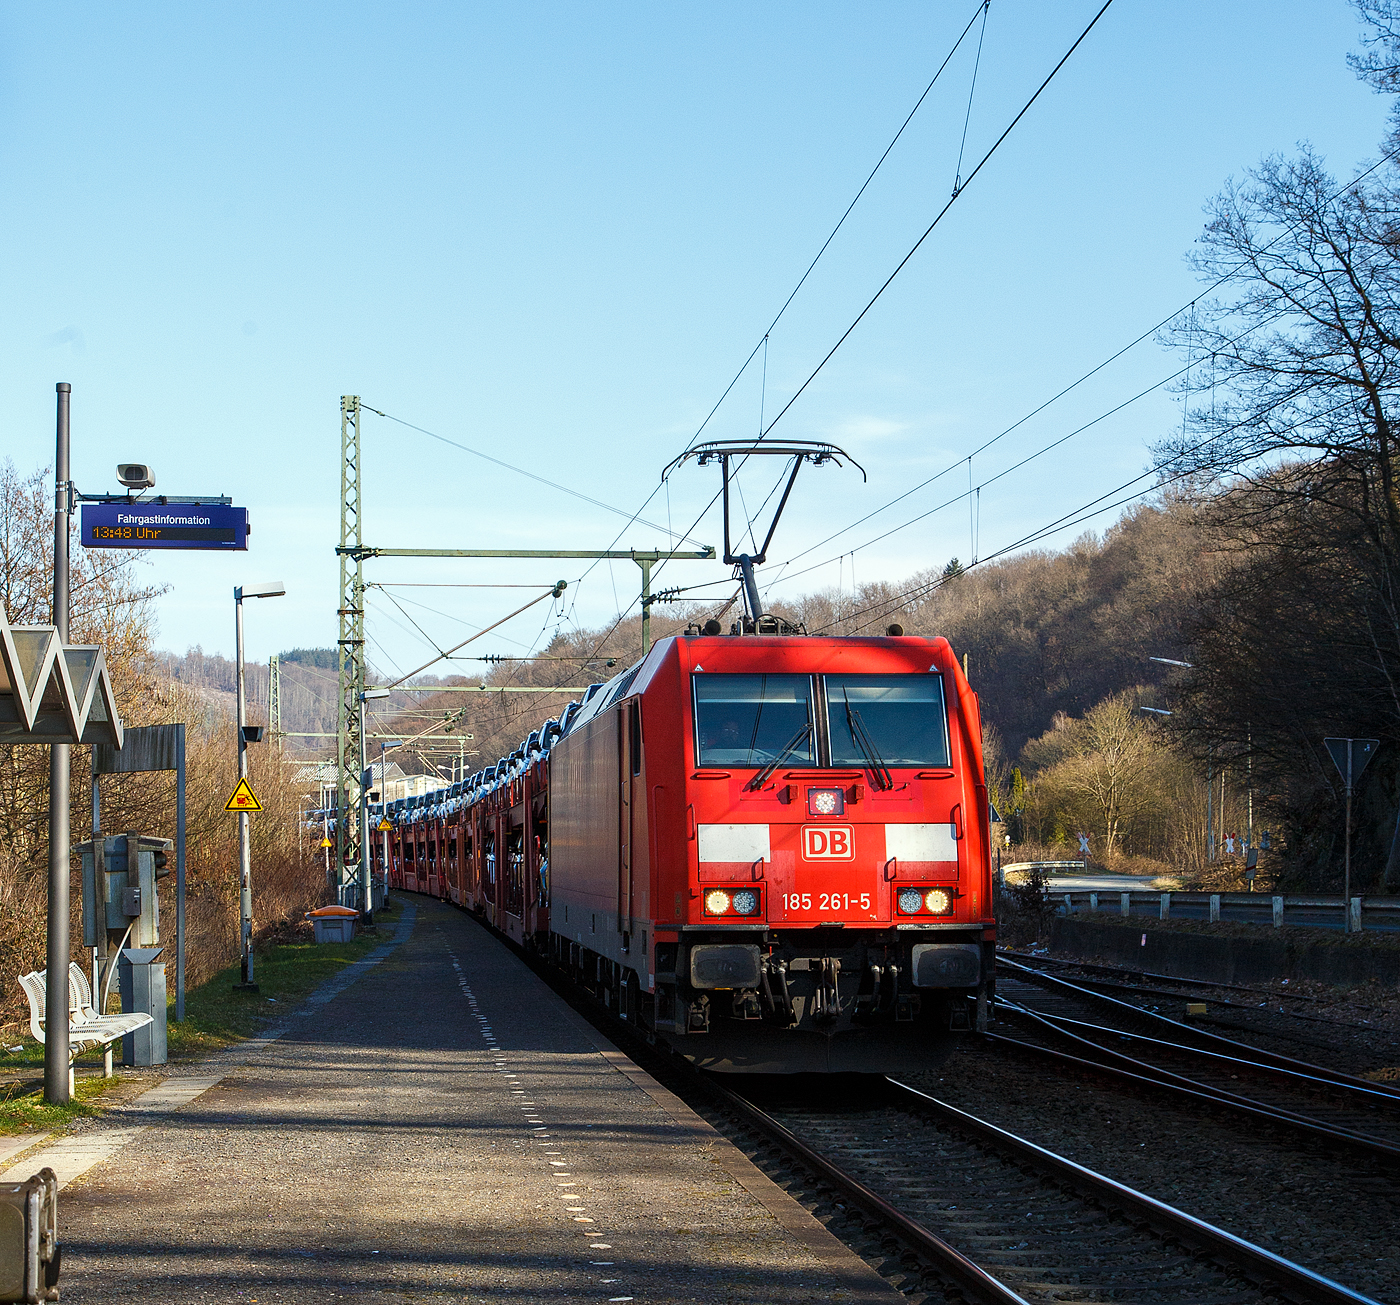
[569,3,991,588]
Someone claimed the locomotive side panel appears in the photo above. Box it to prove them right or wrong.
[550,707,624,941]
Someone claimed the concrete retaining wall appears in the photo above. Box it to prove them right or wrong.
[1049,915,1400,988]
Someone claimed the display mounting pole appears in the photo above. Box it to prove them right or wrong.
[176,724,186,1021]
[45,382,72,1103]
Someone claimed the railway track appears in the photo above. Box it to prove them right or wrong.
[447,898,1393,1304]
[998,950,1400,1064]
[706,1075,1379,1305]
[992,959,1400,1165]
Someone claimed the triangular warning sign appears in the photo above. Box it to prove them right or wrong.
[320,836,334,848]
[225,778,263,812]
[377,819,392,831]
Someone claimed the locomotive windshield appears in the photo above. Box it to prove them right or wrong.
[694,674,815,767]
[826,674,949,768]
[693,671,950,769]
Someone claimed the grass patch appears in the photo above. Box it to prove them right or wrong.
[0,900,403,1075]
[0,1071,119,1134]
[168,900,401,1055]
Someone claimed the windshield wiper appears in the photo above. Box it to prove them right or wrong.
[844,692,894,791]
[745,722,812,792]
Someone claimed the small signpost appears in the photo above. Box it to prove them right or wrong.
[225,778,262,812]
[80,501,248,551]
[1324,736,1379,919]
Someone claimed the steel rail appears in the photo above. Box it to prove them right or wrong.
[704,1079,1031,1305]
[1018,968,1370,1031]
[985,1010,1400,1164]
[998,948,1394,1032]
[997,946,1322,1002]
[885,1079,1383,1305]
[421,891,1386,1305]
[450,901,1025,1302]
[1019,1006,1400,1107]
[999,956,1400,1095]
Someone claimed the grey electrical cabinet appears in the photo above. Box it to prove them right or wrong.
[117,947,167,1066]
[77,833,171,948]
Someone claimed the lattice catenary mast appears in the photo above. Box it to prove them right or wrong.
[336,396,366,892]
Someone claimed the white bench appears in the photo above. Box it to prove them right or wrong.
[17,963,154,1088]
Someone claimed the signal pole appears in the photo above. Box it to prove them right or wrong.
[269,653,282,751]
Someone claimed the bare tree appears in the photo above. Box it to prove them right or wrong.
[1144,4,1400,888]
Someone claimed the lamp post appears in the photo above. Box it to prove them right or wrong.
[1147,656,1211,858]
[235,581,285,990]
[359,688,393,921]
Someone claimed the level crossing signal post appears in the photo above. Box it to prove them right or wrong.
[1324,736,1379,918]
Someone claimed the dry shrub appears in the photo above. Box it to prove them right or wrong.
[996,864,1055,947]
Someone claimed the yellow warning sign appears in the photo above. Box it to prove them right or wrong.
[377,819,393,831]
[225,778,263,812]
[320,837,333,848]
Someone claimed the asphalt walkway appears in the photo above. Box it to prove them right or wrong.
[22,897,897,1303]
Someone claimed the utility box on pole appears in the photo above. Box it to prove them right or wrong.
[79,833,170,949]
[77,833,171,1064]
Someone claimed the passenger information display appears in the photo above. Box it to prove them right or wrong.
[80,502,249,550]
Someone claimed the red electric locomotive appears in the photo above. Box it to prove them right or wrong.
[378,629,995,1074]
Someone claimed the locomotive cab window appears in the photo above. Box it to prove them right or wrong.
[825,674,950,768]
[693,674,814,768]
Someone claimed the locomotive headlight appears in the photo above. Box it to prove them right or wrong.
[704,889,733,915]
[807,787,845,817]
[897,888,924,915]
[924,888,953,915]
[731,889,760,916]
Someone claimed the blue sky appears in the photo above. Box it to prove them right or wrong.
[0,1,1386,670]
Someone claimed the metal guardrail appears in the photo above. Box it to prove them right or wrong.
[1048,889,1400,932]
[1002,861,1089,876]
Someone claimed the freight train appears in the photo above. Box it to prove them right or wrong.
[357,623,995,1074]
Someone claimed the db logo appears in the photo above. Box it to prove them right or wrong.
[802,825,855,860]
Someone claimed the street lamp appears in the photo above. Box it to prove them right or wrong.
[359,688,393,921]
[234,581,285,991]
[1147,655,1219,861]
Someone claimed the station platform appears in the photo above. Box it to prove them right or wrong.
[7,897,898,1303]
